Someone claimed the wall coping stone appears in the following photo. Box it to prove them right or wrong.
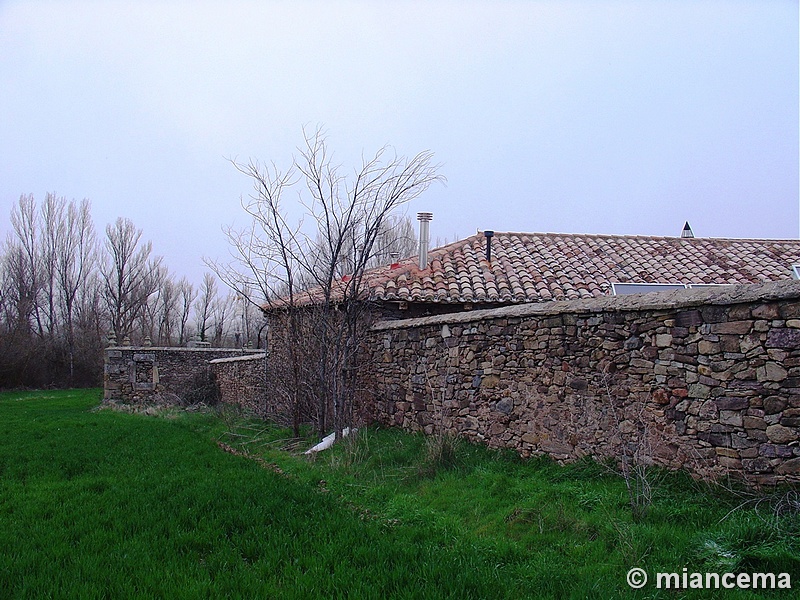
[107,346,263,353]
[209,353,267,365]
[371,280,800,331]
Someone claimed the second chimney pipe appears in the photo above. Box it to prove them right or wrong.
[417,212,433,270]
[484,230,494,262]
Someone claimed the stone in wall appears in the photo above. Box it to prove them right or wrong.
[104,347,264,407]
[209,353,270,416]
[362,281,800,486]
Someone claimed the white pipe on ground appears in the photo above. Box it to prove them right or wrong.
[304,427,356,454]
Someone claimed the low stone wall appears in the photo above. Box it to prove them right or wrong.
[104,346,263,406]
[364,281,800,485]
[209,353,268,415]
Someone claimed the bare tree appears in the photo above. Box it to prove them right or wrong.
[233,287,262,348]
[40,193,64,338]
[75,270,106,345]
[1,239,36,337]
[367,214,417,268]
[9,194,44,337]
[298,129,443,438]
[101,217,163,343]
[306,213,417,281]
[54,197,97,384]
[177,277,196,346]
[193,272,218,343]
[154,274,178,346]
[0,257,7,328]
[213,128,443,437]
[0,245,38,385]
[207,162,298,312]
[0,193,221,386]
[135,263,167,344]
[210,292,234,347]
[1,194,104,387]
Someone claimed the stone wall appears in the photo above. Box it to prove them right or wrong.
[104,346,263,406]
[209,353,269,415]
[364,281,800,485]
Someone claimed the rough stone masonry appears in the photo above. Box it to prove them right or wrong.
[363,281,800,486]
[104,346,264,407]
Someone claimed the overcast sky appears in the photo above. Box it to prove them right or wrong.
[2,1,797,285]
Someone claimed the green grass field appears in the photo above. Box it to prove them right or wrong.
[1,390,797,599]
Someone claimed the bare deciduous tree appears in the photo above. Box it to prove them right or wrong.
[176,277,196,346]
[101,217,163,343]
[367,214,417,268]
[1,194,103,387]
[74,270,106,350]
[231,287,262,348]
[40,193,63,338]
[211,128,443,437]
[210,292,234,347]
[54,197,97,384]
[9,194,43,337]
[1,240,36,337]
[193,272,217,343]
[155,275,177,346]
[135,264,168,344]
[0,193,230,386]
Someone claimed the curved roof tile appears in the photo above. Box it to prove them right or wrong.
[278,231,800,308]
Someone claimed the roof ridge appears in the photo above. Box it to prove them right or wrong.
[476,231,800,243]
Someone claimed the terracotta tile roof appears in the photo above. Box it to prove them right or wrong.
[352,231,800,305]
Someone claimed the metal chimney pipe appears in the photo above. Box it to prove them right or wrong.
[484,230,494,262]
[417,212,433,270]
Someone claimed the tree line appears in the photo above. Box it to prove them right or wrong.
[0,193,262,389]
